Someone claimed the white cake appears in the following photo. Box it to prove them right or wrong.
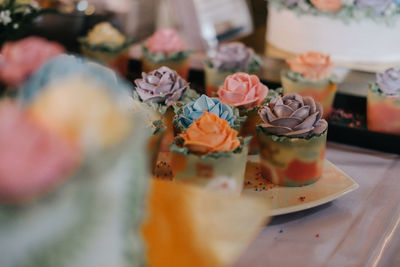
[266,0,400,72]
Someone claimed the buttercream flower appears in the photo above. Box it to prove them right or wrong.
[355,0,391,14]
[86,22,126,47]
[210,42,256,71]
[176,94,236,129]
[311,0,343,12]
[286,52,334,81]
[145,28,187,55]
[376,66,400,97]
[0,101,80,202]
[180,112,240,154]
[259,94,328,137]
[0,37,65,86]
[217,72,268,108]
[134,66,189,105]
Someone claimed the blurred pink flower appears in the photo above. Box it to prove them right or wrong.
[0,37,65,87]
[145,28,187,55]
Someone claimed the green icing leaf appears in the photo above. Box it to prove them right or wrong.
[282,69,336,84]
[205,55,262,74]
[170,136,251,159]
[79,38,134,53]
[142,46,191,63]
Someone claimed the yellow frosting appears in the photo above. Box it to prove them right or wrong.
[29,77,131,150]
[86,22,126,46]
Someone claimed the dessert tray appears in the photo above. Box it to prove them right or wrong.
[154,153,359,217]
[243,155,358,216]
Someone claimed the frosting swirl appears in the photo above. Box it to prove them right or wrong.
[0,37,65,86]
[259,94,328,137]
[376,66,400,97]
[145,28,187,55]
[311,0,343,12]
[134,66,188,105]
[180,111,240,154]
[355,0,391,14]
[86,22,126,46]
[286,52,334,82]
[217,72,268,108]
[210,42,255,71]
[176,94,236,129]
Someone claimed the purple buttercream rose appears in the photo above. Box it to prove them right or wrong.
[259,94,328,137]
[355,0,391,14]
[134,66,188,105]
[210,42,254,71]
[376,66,400,96]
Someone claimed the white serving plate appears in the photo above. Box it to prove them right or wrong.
[243,156,359,216]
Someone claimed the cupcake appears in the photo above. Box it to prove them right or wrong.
[257,94,328,186]
[204,42,261,97]
[79,22,133,77]
[134,66,198,152]
[0,75,150,266]
[142,28,191,79]
[0,36,65,90]
[170,111,249,194]
[217,72,269,154]
[282,51,337,119]
[173,94,243,134]
[367,67,400,135]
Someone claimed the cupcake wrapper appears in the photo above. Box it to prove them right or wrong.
[367,85,400,135]
[81,46,129,76]
[171,145,249,195]
[281,72,337,119]
[257,129,327,187]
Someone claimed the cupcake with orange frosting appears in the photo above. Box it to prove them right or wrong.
[204,42,261,97]
[217,72,269,154]
[79,22,133,77]
[142,28,191,79]
[256,93,328,186]
[367,67,400,135]
[282,51,338,119]
[170,111,250,194]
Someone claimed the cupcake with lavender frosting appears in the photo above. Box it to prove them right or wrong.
[257,93,328,186]
[134,66,198,152]
[142,28,191,79]
[204,42,261,96]
[367,66,400,135]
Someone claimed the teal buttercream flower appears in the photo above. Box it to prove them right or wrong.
[175,94,237,129]
[21,54,132,103]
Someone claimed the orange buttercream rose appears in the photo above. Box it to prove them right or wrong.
[311,0,342,12]
[180,111,240,154]
[286,52,334,81]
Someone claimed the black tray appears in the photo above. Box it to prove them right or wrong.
[129,61,400,155]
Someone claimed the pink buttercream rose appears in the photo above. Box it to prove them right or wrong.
[145,28,187,55]
[0,101,80,203]
[0,37,65,87]
[311,0,343,12]
[286,52,334,81]
[217,72,269,108]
